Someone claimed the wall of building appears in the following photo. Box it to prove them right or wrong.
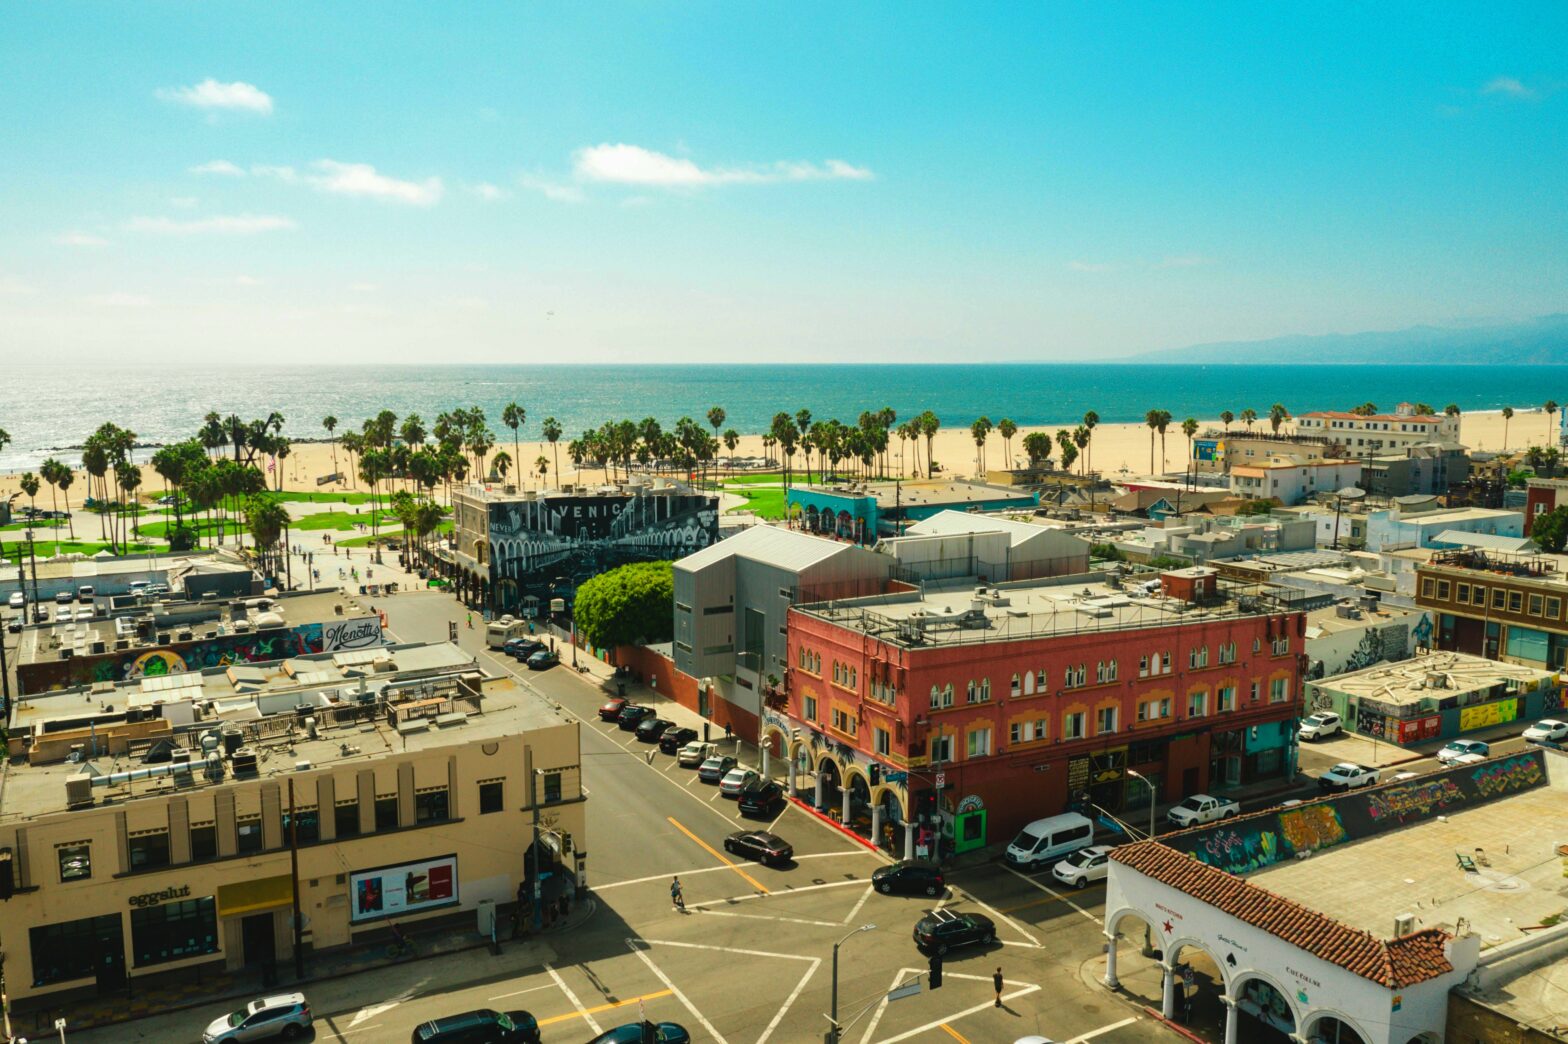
[617,643,758,741]
[1305,612,1424,680]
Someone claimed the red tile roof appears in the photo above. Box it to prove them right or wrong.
[1298,411,1443,424]
[1111,841,1454,988]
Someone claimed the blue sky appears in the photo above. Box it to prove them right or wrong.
[2,3,1564,364]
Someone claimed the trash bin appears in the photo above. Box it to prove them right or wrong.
[476,898,497,937]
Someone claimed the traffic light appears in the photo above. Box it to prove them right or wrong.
[869,764,880,786]
[928,953,942,990]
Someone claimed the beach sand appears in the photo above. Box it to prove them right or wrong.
[0,410,1547,509]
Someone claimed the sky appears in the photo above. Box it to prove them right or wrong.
[2,2,1565,365]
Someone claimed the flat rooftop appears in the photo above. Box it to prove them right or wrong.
[1303,601,1421,638]
[1313,651,1552,707]
[796,571,1295,647]
[1254,785,1565,948]
[794,479,1035,510]
[455,478,699,503]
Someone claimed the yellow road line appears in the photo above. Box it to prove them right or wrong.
[666,815,771,894]
[536,988,674,1027]
[940,1023,972,1043]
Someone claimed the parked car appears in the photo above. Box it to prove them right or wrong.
[719,767,759,797]
[871,860,944,897]
[76,584,95,602]
[6,592,23,609]
[697,755,738,783]
[723,829,793,866]
[737,780,784,817]
[411,1007,539,1043]
[1523,719,1568,744]
[54,590,73,605]
[1003,813,1096,870]
[504,637,544,660]
[677,741,716,767]
[202,993,313,1042]
[1166,794,1240,829]
[586,1023,691,1044]
[616,705,653,730]
[525,649,558,670]
[635,717,674,743]
[659,726,699,754]
[146,582,171,596]
[598,697,628,722]
[1318,762,1380,792]
[1051,845,1115,889]
[1436,739,1490,765]
[913,909,996,955]
[1297,711,1343,741]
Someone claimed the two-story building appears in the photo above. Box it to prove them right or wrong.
[772,568,1306,859]
[1415,546,1568,668]
[1294,403,1462,453]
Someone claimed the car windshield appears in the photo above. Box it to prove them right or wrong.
[1062,849,1093,867]
[1332,764,1357,773]
[1012,828,1045,849]
[226,1010,250,1028]
[1175,797,1204,811]
[1444,742,1466,751]
[1307,713,1330,724]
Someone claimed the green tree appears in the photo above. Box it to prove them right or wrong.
[572,561,676,651]
[1532,505,1568,553]
[1082,410,1099,472]
[244,494,292,580]
[996,418,1017,469]
[1502,406,1514,450]
[1268,402,1290,434]
[970,416,992,475]
[501,401,525,479]
[1240,408,1258,433]
[542,416,563,479]
[1219,410,1235,432]
[1022,430,1052,467]
[1546,400,1559,448]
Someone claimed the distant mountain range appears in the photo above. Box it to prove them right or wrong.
[1135,313,1568,365]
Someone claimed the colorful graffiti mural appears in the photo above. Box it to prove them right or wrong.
[1366,778,1465,824]
[1277,803,1347,853]
[1459,698,1517,732]
[1196,825,1282,875]
[1471,754,1544,797]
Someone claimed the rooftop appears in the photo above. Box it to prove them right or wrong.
[794,570,1299,648]
[0,551,251,585]
[675,522,876,573]
[1303,600,1421,639]
[792,479,1036,510]
[454,476,700,503]
[1310,651,1552,707]
[1299,410,1447,425]
[901,509,1083,547]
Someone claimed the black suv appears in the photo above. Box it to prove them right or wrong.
[872,860,945,897]
[736,780,784,817]
[635,717,674,743]
[503,638,544,661]
[616,705,653,731]
[659,726,699,754]
[410,1007,539,1043]
[913,909,995,954]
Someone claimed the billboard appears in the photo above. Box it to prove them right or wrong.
[349,854,458,923]
[486,491,718,612]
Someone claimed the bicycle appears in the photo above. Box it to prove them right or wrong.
[385,925,415,960]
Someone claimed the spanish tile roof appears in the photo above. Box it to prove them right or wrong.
[1298,411,1443,424]
[1111,841,1454,988]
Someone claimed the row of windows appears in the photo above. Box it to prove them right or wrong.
[832,661,858,690]
[29,899,220,986]
[1425,576,1564,620]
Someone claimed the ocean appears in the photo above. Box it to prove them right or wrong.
[0,362,1559,472]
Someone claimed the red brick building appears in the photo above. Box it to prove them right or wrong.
[1523,477,1568,535]
[769,569,1305,859]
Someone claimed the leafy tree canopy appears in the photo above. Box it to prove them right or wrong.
[573,561,676,650]
[1532,506,1568,553]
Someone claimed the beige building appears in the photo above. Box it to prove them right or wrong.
[1294,402,1461,452]
[0,643,584,1008]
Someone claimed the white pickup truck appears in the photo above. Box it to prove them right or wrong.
[1166,794,1241,828]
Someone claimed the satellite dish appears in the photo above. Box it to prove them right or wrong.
[1336,487,1366,500]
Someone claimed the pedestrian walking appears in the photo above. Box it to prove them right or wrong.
[466,612,473,629]
[670,876,685,913]
[993,967,1003,1007]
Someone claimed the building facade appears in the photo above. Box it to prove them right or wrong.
[1523,476,1568,534]
[1295,403,1461,452]
[1228,459,1364,507]
[1415,548,1568,669]
[772,569,1305,858]
[785,480,1038,543]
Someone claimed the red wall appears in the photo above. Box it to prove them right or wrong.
[1525,486,1559,535]
[615,644,759,742]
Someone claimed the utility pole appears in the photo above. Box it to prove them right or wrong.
[287,778,305,979]
[828,924,876,1043]
[525,744,542,931]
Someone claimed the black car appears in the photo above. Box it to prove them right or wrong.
[411,1007,539,1043]
[525,650,559,670]
[736,780,784,817]
[658,727,699,754]
[913,909,995,954]
[872,860,945,897]
[635,717,674,743]
[504,638,544,661]
[723,830,793,866]
[585,1022,691,1044]
[617,705,654,731]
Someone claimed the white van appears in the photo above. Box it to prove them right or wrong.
[484,614,530,649]
[1003,812,1095,870]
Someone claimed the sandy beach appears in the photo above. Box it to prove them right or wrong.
[0,409,1551,509]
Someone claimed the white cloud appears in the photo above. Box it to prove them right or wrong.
[191,159,245,177]
[54,231,108,247]
[88,292,151,308]
[252,164,299,182]
[516,174,585,204]
[572,143,874,187]
[469,182,509,202]
[1067,260,1113,273]
[306,160,442,205]
[124,214,296,236]
[0,276,38,296]
[1482,76,1534,99]
[156,79,274,115]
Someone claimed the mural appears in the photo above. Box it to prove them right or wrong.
[1194,825,1282,875]
[1276,803,1347,853]
[1471,754,1544,797]
[486,492,717,611]
[1459,698,1517,732]
[1366,778,1465,824]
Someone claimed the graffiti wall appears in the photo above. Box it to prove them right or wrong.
[1164,749,1548,875]
[486,492,718,611]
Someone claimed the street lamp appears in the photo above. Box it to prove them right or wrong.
[1126,769,1156,841]
[829,923,876,1043]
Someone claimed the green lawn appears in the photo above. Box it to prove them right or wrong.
[273,490,376,505]
[725,487,787,518]
[292,509,401,532]
[3,538,168,564]
[134,517,237,538]
[0,518,67,532]
[337,520,453,548]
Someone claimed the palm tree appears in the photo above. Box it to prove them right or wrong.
[1156,410,1172,472]
[970,416,992,475]
[1444,404,1460,418]
[771,413,799,489]
[1502,406,1515,450]
[1220,410,1235,433]
[1240,408,1258,433]
[502,401,525,478]
[1268,403,1290,434]
[1022,431,1052,468]
[1546,400,1559,447]
[1081,410,1099,474]
[244,493,292,581]
[707,406,726,461]
[468,425,496,481]
[996,418,1017,470]
[1072,425,1090,475]
[322,415,339,480]
[116,462,142,550]
[918,411,940,477]
[1145,409,1161,473]
[542,416,563,479]
[535,454,550,489]
[492,450,512,482]
[53,464,76,539]
[39,458,66,539]
[1181,417,1199,486]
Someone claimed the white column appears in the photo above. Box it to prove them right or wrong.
[903,821,915,861]
[840,784,852,826]
[1222,996,1237,1044]
[1102,932,1120,989]
[814,772,825,809]
[761,741,769,778]
[1161,961,1177,1019]
[870,805,882,847]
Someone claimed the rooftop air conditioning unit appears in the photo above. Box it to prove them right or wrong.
[1393,913,1416,937]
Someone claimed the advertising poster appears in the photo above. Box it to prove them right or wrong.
[1458,698,1517,732]
[350,854,458,923]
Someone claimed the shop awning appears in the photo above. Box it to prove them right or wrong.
[218,874,294,918]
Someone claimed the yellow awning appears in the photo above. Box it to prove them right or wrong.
[217,874,294,918]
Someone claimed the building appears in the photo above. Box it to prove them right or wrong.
[1294,402,1462,452]
[1303,651,1555,746]
[1415,546,1568,667]
[1228,458,1364,507]
[1274,502,1523,553]
[0,551,256,603]
[0,642,585,1009]
[1117,514,1317,564]
[772,568,1307,859]
[1359,443,1470,498]
[446,480,719,613]
[1303,600,1426,681]
[1190,430,1332,478]
[882,510,1092,582]
[785,479,1038,543]
[670,525,894,740]
[1522,476,1568,534]
[15,589,387,695]
[1102,745,1563,1044]
[1106,487,1237,521]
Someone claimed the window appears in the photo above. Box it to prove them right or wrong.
[1270,677,1289,703]
[415,788,449,823]
[335,800,360,838]
[282,808,320,844]
[1011,674,1022,696]
[803,694,819,721]
[1271,637,1290,656]
[1097,660,1118,683]
[1549,597,1562,619]
[131,897,219,967]
[1137,698,1170,722]
[29,914,122,987]
[929,735,953,763]
[966,728,992,758]
[1492,588,1506,610]
[1063,711,1086,740]
[479,780,504,814]
[1188,691,1208,717]
[1189,646,1208,669]
[1064,664,1086,688]
[874,727,890,756]
[58,843,91,882]
[375,795,399,831]
[1160,652,1172,675]
[1457,583,1471,604]
[1218,642,1237,664]
[930,684,954,710]
[190,823,217,862]
[542,772,562,804]
[1249,681,1261,702]
[831,707,858,737]
[1529,593,1544,617]
[969,678,991,703]
[1509,591,1523,613]
[1023,670,1036,695]
[1218,685,1236,711]
[1436,580,1451,601]
[128,830,171,871]
[236,816,264,854]
[1253,637,1262,653]
[1095,706,1118,735]
[1139,654,1150,678]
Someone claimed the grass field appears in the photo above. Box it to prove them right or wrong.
[274,490,376,505]
[1,519,67,532]
[292,509,400,532]
[725,487,787,518]
[337,520,452,548]
[3,538,168,564]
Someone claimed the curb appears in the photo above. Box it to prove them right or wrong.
[1140,1005,1209,1043]
[786,794,882,853]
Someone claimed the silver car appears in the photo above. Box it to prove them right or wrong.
[719,767,759,797]
[203,993,312,1042]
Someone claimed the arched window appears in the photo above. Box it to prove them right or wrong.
[980,678,991,701]
[1023,670,1035,694]
[1011,673,1021,696]
[966,680,977,702]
